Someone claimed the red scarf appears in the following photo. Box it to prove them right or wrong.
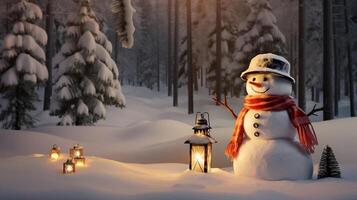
[225,95,318,159]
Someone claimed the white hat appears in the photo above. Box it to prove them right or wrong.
[240,53,295,83]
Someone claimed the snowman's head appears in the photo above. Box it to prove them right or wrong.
[246,73,293,96]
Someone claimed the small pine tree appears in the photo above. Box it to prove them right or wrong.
[318,145,341,179]
[0,0,48,130]
[51,0,125,126]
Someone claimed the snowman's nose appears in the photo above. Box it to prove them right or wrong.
[249,81,263,88]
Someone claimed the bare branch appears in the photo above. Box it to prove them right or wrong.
[307,104,324,116]
[212,96,238,119]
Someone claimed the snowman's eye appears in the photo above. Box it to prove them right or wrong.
[252,77,256,81]
[263,77,268,81]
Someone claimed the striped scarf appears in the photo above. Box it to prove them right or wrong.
[225,95,318,159]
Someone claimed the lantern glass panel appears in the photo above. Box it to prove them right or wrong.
[63,162,75,174]
[207,144,212,172]
[74,157,86,167]
[191,145,206,173]
[70,147,83,158]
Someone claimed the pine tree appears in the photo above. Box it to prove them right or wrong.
[233,0,286,96]
[318,145,341,179]
[0,0,48,130]
[135,0,156,89]
[51,0,125,126]
[111,0,135,49]
[207,24,236,96]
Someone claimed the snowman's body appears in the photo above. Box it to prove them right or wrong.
[233,109,313,180]
[231,53,315,180]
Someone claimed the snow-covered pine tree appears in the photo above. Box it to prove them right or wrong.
[51,0,125,126]
[0,0,48,130]
[233,0,286,96]
[305,0,322,90]
[207,20,236,96]
[111,0,135,49]
[318,145,341,179]
[135,0,156,89]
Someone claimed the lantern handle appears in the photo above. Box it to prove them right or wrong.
[203,112,210,128]
[195,112,202,124]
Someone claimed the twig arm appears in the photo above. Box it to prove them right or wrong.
[307,104,324,116]
[212,96,238,119]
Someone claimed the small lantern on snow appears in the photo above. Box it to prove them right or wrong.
[74,156,86,167]
[70,144,84,158]
[63,159,75,174]
[49,144,60,160]
[185,112,217,173]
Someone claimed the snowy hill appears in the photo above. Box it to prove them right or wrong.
[0,155,357,200]
[1,86,357,199]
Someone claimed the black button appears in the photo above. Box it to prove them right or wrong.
[254,113,260,119]
[254,132,260,137]
[253,123,259,128]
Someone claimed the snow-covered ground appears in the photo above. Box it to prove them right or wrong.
[0,86,357,200]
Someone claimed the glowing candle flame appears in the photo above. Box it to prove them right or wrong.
[50,153,59,160]
[65,165,73,173]
[74,150,81,157]
[195,153,204,163]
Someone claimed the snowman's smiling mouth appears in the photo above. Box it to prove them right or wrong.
[251,86,270,94]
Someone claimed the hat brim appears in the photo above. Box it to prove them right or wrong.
[241,68,295,83]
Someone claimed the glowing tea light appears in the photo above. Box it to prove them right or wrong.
[63,159,75,174]
[49,144,60,161]
[185,112,217,173]
[74,156,86,167]
[69,144,84,158]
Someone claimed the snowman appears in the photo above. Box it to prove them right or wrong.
[225,53,318,180]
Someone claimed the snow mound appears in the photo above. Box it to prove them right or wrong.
[0,155,357,200]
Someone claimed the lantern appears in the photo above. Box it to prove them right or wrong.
[63,159,75,174]
[74,156,86,167]
[49,144,60,160]
[70,144,84,158]
[185,112,217,173]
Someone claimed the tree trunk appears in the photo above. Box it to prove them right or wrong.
[298,0,306,111]
[316,88,320,103]
[200,66,204,87]
[194,64,198,91]
[344,69,349,96]
[43,0,54,111]
[215,0,222,105]
[167,0,172,96]
[187,0,193,114]
[344,0,355,116]
[173,0,179,107]
[333,35,339,116]
[323,0,334,120]
[311,87,315,102]
[347,46,355,116]
[156,0,160,92]
[136,52,140,86]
